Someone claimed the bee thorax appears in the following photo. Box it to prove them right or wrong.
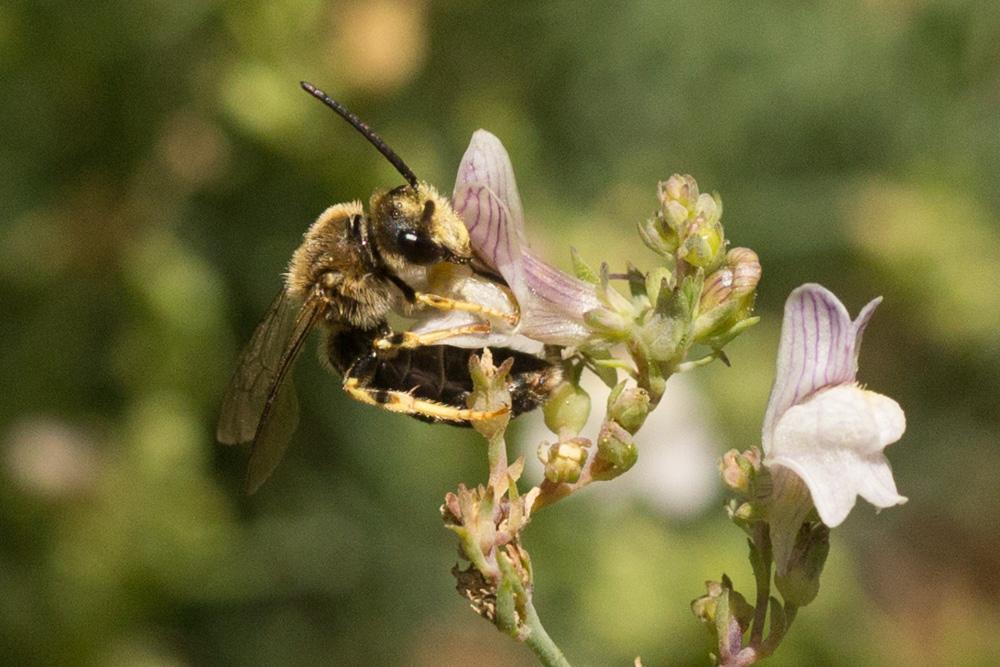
[285,200,397,328]
[321,276,395,329]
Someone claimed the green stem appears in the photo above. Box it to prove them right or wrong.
[487,432,508,494]
[523,598,571,667]
[748,524,772,646]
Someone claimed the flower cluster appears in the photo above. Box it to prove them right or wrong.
[409,133,764,544]
[431,129,906,667]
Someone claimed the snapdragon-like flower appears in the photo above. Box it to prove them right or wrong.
[763,284,907,573]
[450,130,602,346]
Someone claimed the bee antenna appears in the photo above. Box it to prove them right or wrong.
[300,81,419,188]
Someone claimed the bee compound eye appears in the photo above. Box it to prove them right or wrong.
[396,229,444,265]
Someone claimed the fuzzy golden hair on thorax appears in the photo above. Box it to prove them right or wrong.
[285,201,366,297]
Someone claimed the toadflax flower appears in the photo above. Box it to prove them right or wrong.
[448,130,602,347]
[763,284,906,573]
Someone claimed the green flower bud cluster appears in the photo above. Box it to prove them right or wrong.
[704,445,827,665]
[575,175,759,413]
[639,174,726,271]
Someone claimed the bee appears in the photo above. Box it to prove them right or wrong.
[217,82,560,493]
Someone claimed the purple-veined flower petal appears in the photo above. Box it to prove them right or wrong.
[452,130,600,346]
[520,253,601,344]
[454,130,526,244]
[762,284,906,572]
[453,178,527,302]
[762,283,881,449]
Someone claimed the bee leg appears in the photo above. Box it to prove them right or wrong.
[342,375,509,422]
[373,323,491,350]
[413,292,520,327]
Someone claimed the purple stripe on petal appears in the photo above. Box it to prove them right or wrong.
[484,191,495,253]
[787,290,810,417]
[763,284,882,450]
[523,253,593,305]
[463,188,482,232]
[801,290,820,402]
[826,298,841,385]
[491,195,504,266]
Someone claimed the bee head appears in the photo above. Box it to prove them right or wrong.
[370,182,472,269]
[299,83,472,270]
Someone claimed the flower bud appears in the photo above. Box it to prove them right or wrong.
[638,216,679,256]
[679,217,725,269]
[707,248,760,311]
[719,447,761,497]
[467,350,513,440]
[664,201,689,230]
[720,450,749,495]
[660,174,700,212]
[728,500,765,523]
[606,382,650,435]
[774,522,830,608]
[690,589,717,626]
[543,381,591,436]
[538,437,589,484]
[593,421,637,476]
[693,247,761,343]
[657,175,710,237]
[694,192,722,225]
[690,576,754,632]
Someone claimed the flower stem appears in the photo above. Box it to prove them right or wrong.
[523,598,571,667]
[487,431,508,494]
[748,524,772,645]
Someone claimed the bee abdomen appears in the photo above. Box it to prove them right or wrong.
[373,346,560,424]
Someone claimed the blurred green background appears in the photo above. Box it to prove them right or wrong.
[3,1,999,665]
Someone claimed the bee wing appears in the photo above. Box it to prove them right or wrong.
[217,290,298,444]
[217,289,322,493]
[244,370,300,495]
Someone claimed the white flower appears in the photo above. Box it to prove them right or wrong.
[763,284,906,573]
[450,130,602,347]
